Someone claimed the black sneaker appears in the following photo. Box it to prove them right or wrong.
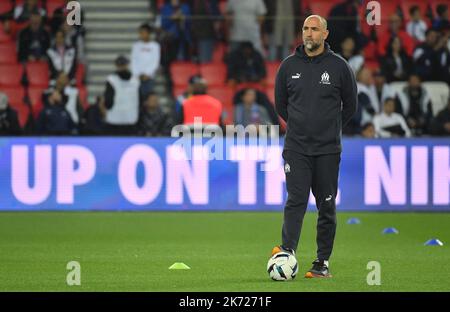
[305,259,332,278]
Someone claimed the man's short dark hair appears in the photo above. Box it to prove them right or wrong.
[409,5,420,16]
[384,97,396,104]
[362,122,374,131]
[437,4,448,16]
[139,23,153,33]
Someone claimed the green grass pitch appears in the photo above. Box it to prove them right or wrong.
[0,212,449,291]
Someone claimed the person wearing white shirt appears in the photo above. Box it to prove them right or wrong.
[130,23,161,102]
[373,98,412,138]
[406,6,428,42]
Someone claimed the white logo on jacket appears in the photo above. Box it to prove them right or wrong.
[291,73,301,79]
[320,71,331,85]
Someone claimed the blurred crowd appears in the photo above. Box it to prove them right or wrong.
[0,0,449,137]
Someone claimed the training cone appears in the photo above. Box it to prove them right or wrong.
[424,239,444,246]
[382,227,399,234]
[347,218,361,224]
[169,262,191,270]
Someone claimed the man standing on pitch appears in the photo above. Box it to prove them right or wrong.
[273,15,357,278]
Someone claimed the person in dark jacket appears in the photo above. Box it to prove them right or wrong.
[18,10,50,62]
[429,97,450,136]
[0,92,22,136]
[273,15,357,279]
[138,92,174,136]
[380,36,413,82]
[226,41,266,84]
[191,0,221,63]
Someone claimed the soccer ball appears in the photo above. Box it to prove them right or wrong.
[267,251,298,281]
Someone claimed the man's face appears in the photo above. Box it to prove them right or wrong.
[408,75,421,88]
[243,89,256,105]
[302,17,329,52]
[139,29,150,41]
[30,14,41,29]
[389,15,401,32]
[426,31,438,46]
[362,125,375,138]
[145,95,159,110]
[384,100,395,114]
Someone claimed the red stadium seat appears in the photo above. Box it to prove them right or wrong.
[207,86,234,108]
[1,86,25,109]
[363,41,378,61]
[78,86,88,110]
[9,21,30,39]
[0,64,24,87]
[170,62,199,87]
[364,60,379,71]
[199,63,227,87]
[173,85,187,98]
[265,61,281,87]
[0,1,13,15]
[14,104,31,128]
[0,42,18,64]
[76,63,86,86]
[25,61,49,87]
[307,0,339,17]
[0,23,13,43]
[266,85,275,106]
[235,82,266,93]
[212,43,226,63]
[27,87,45,117]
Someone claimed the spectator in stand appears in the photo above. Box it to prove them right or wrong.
[104,55,140,135]
[429,97,450,136]
[378,14,415,57]
[138,92,174,136]
[263,0,302,61]
[226,41,266,85]
[360,122,377,138]
[131,23,161,102]
[61,20,86,64]
[355,67,378,127]
[380,36,413,82]
[406,5,428,43]
[191,0,221,63]
[37,74,79,135]
[372,70,396,112]
[42,72,83,127]
[0,92,22,136]
[396,74,433,136]
[180,77,223,126]
[433,4,450,32]
[339,37,364,74]
[47,29,77,84]
[373,97,412,138]
[226,0,267,54]
[80,96,106,136]
[18,10,50,62]
[413,29,450,82]
[175,74,202,113]
[161,0,192,61]
[234,88,272,127]
[14,0,46,23]
[327,0,366,54]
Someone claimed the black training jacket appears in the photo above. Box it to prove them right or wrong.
[275,42,358,155]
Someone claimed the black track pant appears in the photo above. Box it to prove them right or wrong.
[281,150,341,261]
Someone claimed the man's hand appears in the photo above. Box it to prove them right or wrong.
[140,75,151,81]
